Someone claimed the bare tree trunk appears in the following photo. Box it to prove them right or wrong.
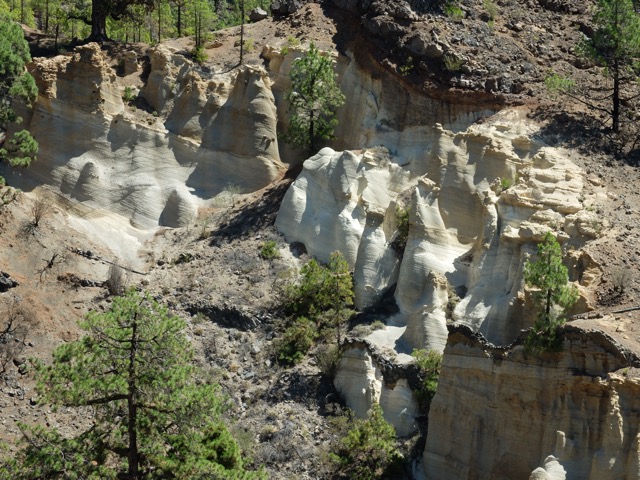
[613,59,620,132]
[177,4,182,36]
[239,0,245,64]
[309,110,315,154]
[89,4,109,42]
[127,316,139,479]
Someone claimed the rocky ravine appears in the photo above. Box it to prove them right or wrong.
[3,1,640,479]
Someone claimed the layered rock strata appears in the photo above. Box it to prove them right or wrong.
[276,111,601,433]
[424,324,640,480]
[3,43,284,229]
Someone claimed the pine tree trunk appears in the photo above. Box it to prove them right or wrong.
[240,0,245,64]
[613,59,620,132]
[177,5,182,37]
[309,110,314,154]
[127,317,139,479]
[545,288,552,327]
[89,1,109,42]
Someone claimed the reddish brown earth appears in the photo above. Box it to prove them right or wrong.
[3,1,640,477]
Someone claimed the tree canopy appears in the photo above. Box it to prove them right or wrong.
[1,289,264,479]
[0,14,38,179]
[580,0,640,132]
[285,42,345,155]
[523,232,578,352]
[330,403,402,480]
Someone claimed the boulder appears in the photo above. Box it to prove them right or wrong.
[249,7,268,22]
[270,0,305,15]
[123,51,139,75]
[0,271,18,292]
[408,33,444,59]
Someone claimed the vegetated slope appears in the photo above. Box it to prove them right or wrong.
[2,1,640,479]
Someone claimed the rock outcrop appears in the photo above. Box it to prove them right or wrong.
[423,324,640,480]
[277,111,591,348]
[276,109,600,433]
[333,339,421,436]
[3,44,284,229]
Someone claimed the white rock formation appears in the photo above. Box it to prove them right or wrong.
[424,325,640,480]
[3,43,284,230]
[276,109,595,434]
[277,111,589,348]
[261,45,496,164]
[333,342,419,436]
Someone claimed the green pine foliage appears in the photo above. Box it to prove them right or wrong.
[277,251,354,365]
[2,289,263,479]
[579,0,640,132]
[0,15,38,172]
[330,404,402,480]
[411,348,442,408]
[523,232,579,353]
[285,251,353,319]
[274,316,317,365]
[284,42,345,154]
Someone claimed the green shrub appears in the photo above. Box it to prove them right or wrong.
[500,177,513,192]
[259,240,279,260]
[315,344,341,379]
[275,317,317,365]
[122,85,136,103]
[483,0,498,20]
[399,56,414,76]
[443,54,464,72]
[191,46,207,65]
[412,349,442,407]
[391,206,410,254]
[371,320,385,330]
[330,404,402,479]
[444,2,464,19]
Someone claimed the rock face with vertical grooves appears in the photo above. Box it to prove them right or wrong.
[423,324,640,480]
[275,104,600,433]
[3,44,284,229]
[276,111,593,349]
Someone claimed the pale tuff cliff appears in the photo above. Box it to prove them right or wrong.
[276,111,596,347]
[424,324,640,480]
[275,91,600,434]
[3,43,284,229]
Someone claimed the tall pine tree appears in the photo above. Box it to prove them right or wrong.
[3,290,265,479]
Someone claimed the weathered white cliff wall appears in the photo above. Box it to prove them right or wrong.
[424,325,640,480]
[3,43,284,229]
[262,44,497,165]
[276,111,594,347]
[333,339,420,437]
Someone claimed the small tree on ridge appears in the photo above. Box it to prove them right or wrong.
[285,42,345,155]
[523,232,578,352]
[580,0,640,132]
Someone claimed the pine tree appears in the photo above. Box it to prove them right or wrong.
[0,15,38,176]
[580,0,640,132]
[3,289,264,479]
[523,232,578,352]
[285,42,345,155]
[330,404,402,480]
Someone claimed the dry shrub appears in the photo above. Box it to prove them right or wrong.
[31,190,52,228]
[1,298,36,374]
[106,263,128,296]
